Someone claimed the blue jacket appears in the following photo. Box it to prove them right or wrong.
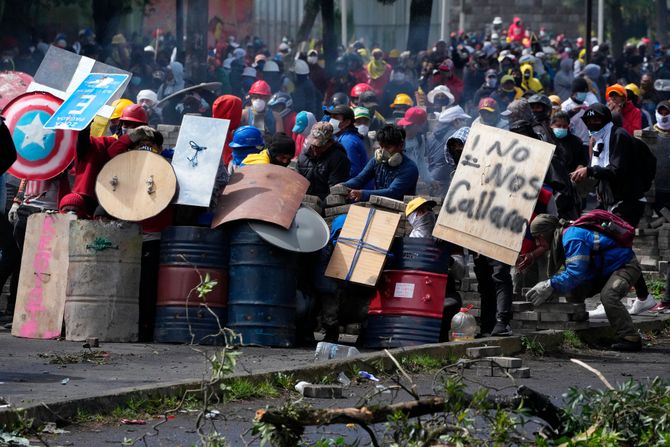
[549,226,635,294]
[335,128,368,178]
[344,156,419,201]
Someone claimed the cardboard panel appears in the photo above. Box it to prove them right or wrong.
[432,122,555,265]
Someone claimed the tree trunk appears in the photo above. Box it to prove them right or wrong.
[185,0,208,82]
[321,0,337,75]
[93,0,121,60]
[407,0,433,54]
[296,0,321,45]
[607,0,625,58]
[656,0,669,46]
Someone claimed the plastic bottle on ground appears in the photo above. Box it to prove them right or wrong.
[314,342,361,361]
[450,305,477,341]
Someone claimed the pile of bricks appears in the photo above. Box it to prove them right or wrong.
[302,194,323,215]
[156,124,180,149]
[367,195,408,237]
[510,301,589,331]
[323,185,352,224]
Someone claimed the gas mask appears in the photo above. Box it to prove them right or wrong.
[374,148,402,167]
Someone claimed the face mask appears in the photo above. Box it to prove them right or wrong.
[486,78,497,88]
[575,91,588,102]
[307,56,318,64]
[407,211,436,238]
[588,122,610,139]
[252,99,266,112]
[356,124,369,136]
[552,127,568,139]
[657,112,670,130]
[329,118,340,133]
[374,148,403,167]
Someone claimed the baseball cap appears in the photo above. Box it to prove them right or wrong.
[397,107,428,126]
[657,100,670,112]
[606,84,627,99]
[581,103,612,123]
[324,104,354,121]
[353,106,371,120]
[437,105,471,123]
[292,111,309,133]
[306,122,334,147]
[478,97,498,113]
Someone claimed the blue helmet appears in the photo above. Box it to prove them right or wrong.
[229,125,264,148]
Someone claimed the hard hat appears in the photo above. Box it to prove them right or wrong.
[389,49,401,58]
[293,59,310,75]
[625,83,640,97]
[331,92,350,107]
[405,197,436,216]
[229,125,264,148]
[119,104,148,124]
[350,83,373,98]
[268,91,293,109]
[548,95,562,107]
[391,93,414,108]
[248,80,272,96]
[263,60,280,72]
[110,98,134,120]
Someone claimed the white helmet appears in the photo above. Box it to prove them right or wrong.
[263,60,280,72]
[294,59,310,75]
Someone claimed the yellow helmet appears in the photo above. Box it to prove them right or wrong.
[625,83,640,97]
[391,93,414,108]
[405,197,437,216]
[548,95,562,107]
[110,98,134,120]
[389,49,401,58]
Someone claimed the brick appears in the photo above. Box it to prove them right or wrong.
[303,194,321,205]
[329,184,350,195]
[302,202,323,215]
[369,195,406,212]
[660,207,670,222]
[466,345,502,359]
[534,302,585,313]
[512,301,533,312]
[325,194,346,206]
[538,312,571,322]
[301,384,344,399]
[485,356,522,368]
[508,367,531,378]
[515,311,539,321]
[403,195,444,206]
[325,204,351,217]
[535,321,590,330]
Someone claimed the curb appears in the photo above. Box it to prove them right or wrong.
[1,316,668,428]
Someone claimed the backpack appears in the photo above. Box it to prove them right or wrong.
[567,209,635,248]
[633,136,656,193]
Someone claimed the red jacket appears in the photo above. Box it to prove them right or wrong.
[212,95,243,166]
[621,101,642,136]
[72,133,123,200]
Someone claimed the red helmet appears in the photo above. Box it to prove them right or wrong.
[350,83,373,98]
[249,80,271,96]
[119,104,148,124]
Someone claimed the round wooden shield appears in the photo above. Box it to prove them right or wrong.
[95,151,177,222]
[3,91,76,180]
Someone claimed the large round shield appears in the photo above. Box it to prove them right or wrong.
[3,92,76,180]
[249,206,330,253]
[0,71,33,111]
[95,151,177,222]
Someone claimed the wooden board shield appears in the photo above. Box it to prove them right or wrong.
[324,205,401,286]
[12,213,76,339]
[95,151,177,222]
[432,122,555,265]
[211,164,309,230]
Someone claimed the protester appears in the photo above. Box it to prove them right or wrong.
[606,84,641,136]
[292,59,321,117]
[240,80,275,136]
[426,85,455,115]
[0,118,18,321]
[227,125,264,172]
[324,104,368,178]
[561,77,599,145]
[212,94,243,166]
[242,132,295,166]
[157,61,185,100]
[268,91,296,134]
[291,110,317,158]
[367,48,392,96]
[297,122,350,200]
[136,89,161,127]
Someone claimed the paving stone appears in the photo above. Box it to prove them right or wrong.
[466,345,502,359]
[329,184,350,195]
[485,356,522,368]
[325,194,346,206]
[535,321,590,330]
[369,195,406,212]
[533,302,585,313]
[538,312,571,322]
[515,311,538,321]
[302,384,344,399]
[512,301,533,312]
[660,207,670,222]
[325,204,351,217]
[303,194,322,205]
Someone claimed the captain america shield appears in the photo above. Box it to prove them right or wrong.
[3,92,76,180]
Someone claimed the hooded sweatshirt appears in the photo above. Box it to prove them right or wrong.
[212,95,243,166]
[553,58,574,101]
[520,63,544,93]
[157,61,185,100]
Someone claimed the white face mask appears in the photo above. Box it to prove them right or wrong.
[252,99,266,112]
[307,56,318,64]
[356,124,369,136]
[656,111,670,130]
[329,118,341,133]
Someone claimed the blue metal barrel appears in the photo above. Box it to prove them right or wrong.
[362,315,441,348]
[227,222,297,347]
[153,306,227,345]
[386,237,451,274]
[159,226,229,268]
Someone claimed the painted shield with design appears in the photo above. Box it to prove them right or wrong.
[3,92,76,180]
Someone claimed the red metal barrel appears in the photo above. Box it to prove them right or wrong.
[156,266,228,308]
[368,270,448,319]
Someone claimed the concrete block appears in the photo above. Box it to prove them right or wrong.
[466,345,502,359]
[325,194,346,206]
[329,184,350,195]
[660,261,668,275]
[303,194,321,205]
[515,311,538,321]
[486,356,522,368]
[534,302,585,313]
[369,195,406,212]
[302,384,344,399]
[538,312,571,322]
[508,367,531,378]
[660,207,670,222]
[512,301,533,312]
[325,204,351,217]
[536,321,590,330]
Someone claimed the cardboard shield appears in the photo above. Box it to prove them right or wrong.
[95,151,177,221]
[3,92,76,180]
[0,71,33,111]
[249,205,330,253]
[171,115,229,207]
[211,164,309,230]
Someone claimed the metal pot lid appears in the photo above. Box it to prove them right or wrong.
[249,205,329,253]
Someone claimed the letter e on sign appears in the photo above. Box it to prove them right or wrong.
[69,94,96,115]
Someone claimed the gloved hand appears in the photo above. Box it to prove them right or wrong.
[128,125,155,143]
[526,280,554,307]
[7,203,19,224]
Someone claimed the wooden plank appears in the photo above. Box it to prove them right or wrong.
[432,122,555,265]
[324,205,400,286]
[12,213,76,339]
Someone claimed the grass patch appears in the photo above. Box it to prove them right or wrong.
[649,278,666,299]
[272,372,295,391]
[224,378,280,401]
[562,330,584,351]
[399,354,456,373]
[521,336,545,357]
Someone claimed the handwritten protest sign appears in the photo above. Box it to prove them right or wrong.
[44,73,128,130]
[432,122,555,265]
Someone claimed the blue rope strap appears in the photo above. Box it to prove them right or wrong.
[336,208,389,281]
